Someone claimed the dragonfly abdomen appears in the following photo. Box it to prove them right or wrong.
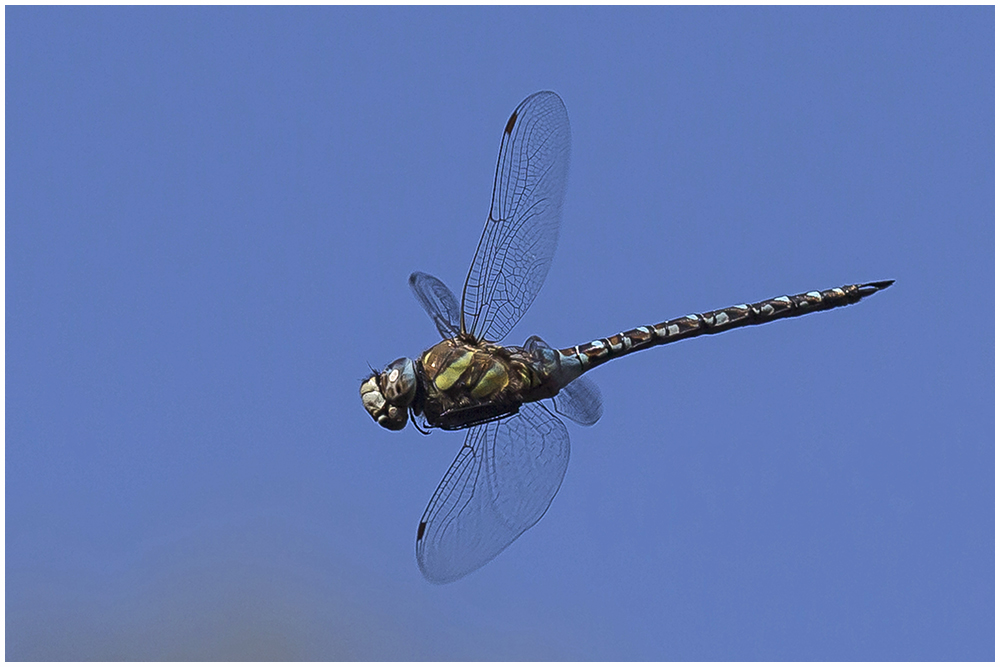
[562,281,894,372]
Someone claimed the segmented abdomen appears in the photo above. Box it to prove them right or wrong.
[561,281,894,372]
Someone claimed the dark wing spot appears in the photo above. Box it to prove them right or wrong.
[504,109,518,135]
[417,521,427,540]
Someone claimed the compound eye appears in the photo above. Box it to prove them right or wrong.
[382,357,417,406]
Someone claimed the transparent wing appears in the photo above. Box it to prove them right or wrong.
[415,402,570,584]
[524,335,603,426]
[461,91,571,343]
[409,271,461,339]
[553,376,603,426]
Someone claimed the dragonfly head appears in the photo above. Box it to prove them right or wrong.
[360,357,418,431]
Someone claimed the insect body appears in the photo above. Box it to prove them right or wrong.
[360,91,893,584]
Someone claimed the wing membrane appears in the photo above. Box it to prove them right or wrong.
[409,271,461,339]
[554,376,603,426]
[415,402,570,584]
[461,91,571,342]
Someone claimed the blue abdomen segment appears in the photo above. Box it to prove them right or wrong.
[561,281,894,372]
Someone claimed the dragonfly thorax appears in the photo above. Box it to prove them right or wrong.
[414,338,565,430]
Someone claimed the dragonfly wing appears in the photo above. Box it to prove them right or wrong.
[461,91,571,342]
[409,271,461,339]
[554,376,603,426]
[415,402,570,584]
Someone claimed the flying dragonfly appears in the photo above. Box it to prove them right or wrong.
[360,91,893,584]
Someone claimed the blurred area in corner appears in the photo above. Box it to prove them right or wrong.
[7,515,415,660]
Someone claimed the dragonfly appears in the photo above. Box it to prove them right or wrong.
[360,91,893,584]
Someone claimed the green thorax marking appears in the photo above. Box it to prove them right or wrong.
[419,339,545,406]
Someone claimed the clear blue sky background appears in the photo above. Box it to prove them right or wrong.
[7,7,993,661]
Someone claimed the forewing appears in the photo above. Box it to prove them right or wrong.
[461,91,571,342]
[409,271,461,339]
[554,376,604,426]
[415,402,570,584]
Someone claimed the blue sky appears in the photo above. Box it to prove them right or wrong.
[6,6,993,660]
